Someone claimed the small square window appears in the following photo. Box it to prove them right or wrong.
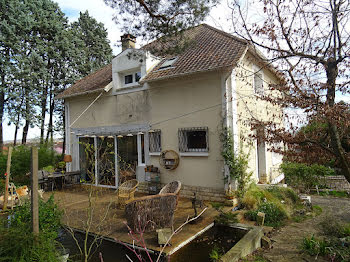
[124,74,133,84]
[178,127,209,152]
[149,130,161,152]
[135,72,141,82]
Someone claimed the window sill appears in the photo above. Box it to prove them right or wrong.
[180,152,209,157]
[149,152,161,156]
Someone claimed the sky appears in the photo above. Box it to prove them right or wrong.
[4,0,230,142]
[3,0,348,142]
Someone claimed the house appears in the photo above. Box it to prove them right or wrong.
[56,24,284,201]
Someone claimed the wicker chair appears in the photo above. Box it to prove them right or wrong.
[159,181,181,206]
[159,181,181,195]
[125,193,177,232]
[117,179,139,208]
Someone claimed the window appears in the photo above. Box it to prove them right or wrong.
[124,74,133,84]
[135,71,141,82]
[149,130,161,153]
[159,57,177,70]
[254,70,264,95]
[178,127,209,152]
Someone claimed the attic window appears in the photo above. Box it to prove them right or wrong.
[159,57,177,69]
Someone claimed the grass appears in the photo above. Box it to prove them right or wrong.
[301,217,350,261]
[318,190,350,198]
[242,185,300,227]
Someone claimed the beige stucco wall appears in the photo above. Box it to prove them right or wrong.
[66,71,225,190]
[234,52,284,183]
[65,51,284,191]
[148,72,225,189]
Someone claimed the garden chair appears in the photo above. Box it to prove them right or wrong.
[125,193,177,232]
[159,181,181,206]
[116,179,138,208]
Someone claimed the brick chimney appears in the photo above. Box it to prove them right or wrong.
[121,33,136,51]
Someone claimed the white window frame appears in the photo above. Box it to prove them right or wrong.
[122,69,141,88]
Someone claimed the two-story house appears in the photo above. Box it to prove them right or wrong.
[56,24,284,201]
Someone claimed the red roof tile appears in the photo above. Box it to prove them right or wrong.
[56,64,112,99]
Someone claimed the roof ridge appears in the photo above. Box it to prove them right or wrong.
[201,23,248,45]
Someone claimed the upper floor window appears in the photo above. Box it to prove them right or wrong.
[178,127,209,152]
[123,71,141,87]
[253,70,264,95]
[125,74,133,84]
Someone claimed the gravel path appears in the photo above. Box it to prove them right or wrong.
[261,196,350,262]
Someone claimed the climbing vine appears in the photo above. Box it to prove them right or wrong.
[220,127,252,197]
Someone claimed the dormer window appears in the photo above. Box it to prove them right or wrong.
[159,57,177,70]
[123,70,141,87]
[124,74,133,84]
[135,71,141,82]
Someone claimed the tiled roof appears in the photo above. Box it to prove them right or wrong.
[56,24,248,99]
[140,24,247,82]
[55,64,112,99]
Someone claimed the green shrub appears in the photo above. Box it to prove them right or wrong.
[209,245,224,262]
[301,234,350,261]
[0,195,63,262]
[0,144,60,186]
[302,235,328,256]
[216,212,238,225]
[281,162,335,191]
[245,202,287,227]
[10,195,63,238]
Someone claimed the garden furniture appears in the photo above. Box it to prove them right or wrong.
[125,193,177,232]
[117,179,139,207]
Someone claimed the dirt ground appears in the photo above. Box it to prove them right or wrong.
[246,196,350,262]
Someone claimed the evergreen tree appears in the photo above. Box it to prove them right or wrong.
[71,11,113,77]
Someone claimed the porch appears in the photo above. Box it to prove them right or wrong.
[44,185,220,255]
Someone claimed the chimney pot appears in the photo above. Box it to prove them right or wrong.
[121,33,136,51]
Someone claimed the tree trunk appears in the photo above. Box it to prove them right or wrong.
[46,94,54,143]
[40,92,47,144]
[325,60,350,182]
[22,120,29,145]
[13,124,18,146]
[0,89,4,152]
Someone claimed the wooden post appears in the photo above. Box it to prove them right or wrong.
[31,147,39,235]
[3,146,13,211]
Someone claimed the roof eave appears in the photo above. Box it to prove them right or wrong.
[140,64,236,84]
[55,88,103,100]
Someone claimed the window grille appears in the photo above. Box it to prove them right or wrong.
[178,127,209,152]
[149,130,161,152]
[254,71,264,95]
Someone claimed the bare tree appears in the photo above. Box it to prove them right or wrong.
[227,0,350,181]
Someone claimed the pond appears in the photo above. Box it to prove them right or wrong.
[58,229,163,262]
[169,225,247,262]
[58,225,246,262]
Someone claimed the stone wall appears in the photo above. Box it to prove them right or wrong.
[323,176,350,191]
[137,182,226,202]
